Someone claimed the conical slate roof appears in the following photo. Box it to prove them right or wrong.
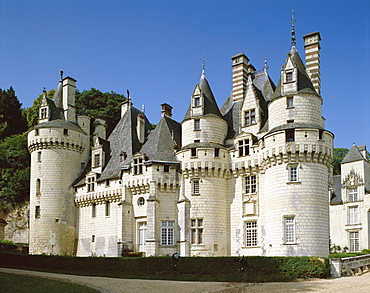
[50,81,65,120]
[183,72,222,121]
[272,46,318,100]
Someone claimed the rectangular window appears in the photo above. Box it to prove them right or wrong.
[94,154,100,167]
[348,188,358,202]
[349,231,359,252]
[244,110,256,126]
[37,151,42,162]
[35,129,39,136]
[35,205,41,219]
[245,175,257,194]
[92,203,96,218]
[133,158,143,175]
[286,129,295,142]
[194,119,200,130]
[87,177,95,192]
[194,96,200,107]
[238,139,250,157]
[287,97,294,108]
[214,148,220,157]
[92,235,95,242]
[191,218,203,245]
[163,165,170,172]
[289,166,298,182]
[161,221,174,246]
[63,129,68,135]
[105,201,110,217]
[284,217,295,244]
[245,221,257,247]
[349,206,359,224]
[191,148,197,157]
[41,108,47,119]
[286,71,293,83]
[192,180,200,195]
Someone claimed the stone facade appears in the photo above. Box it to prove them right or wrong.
[30,31,369,258]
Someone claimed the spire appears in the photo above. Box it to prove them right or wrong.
[264,56,268,73]
[201,52,206,77]
[290,10,296,47]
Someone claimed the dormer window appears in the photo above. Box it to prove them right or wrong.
[133,157,143,175]
[238,139,250,157]
[244,110,256,126]
[40,107,48,119]
[94,154,101,167]
[286,71,293,83]
[194,96,201,107]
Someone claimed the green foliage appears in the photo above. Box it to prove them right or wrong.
[332,148,349,175]
[0,133,30,209]
[0,240,17,251]
[0,253,330,282]
[328,248,370,259]
[0,87,27,139]
[0,272,100,293]
[75,89,125,136]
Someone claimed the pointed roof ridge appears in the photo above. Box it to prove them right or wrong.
[341,144,367,164]
[183,72,222,121]
[272,47,318,100]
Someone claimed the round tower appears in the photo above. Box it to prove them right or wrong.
[178,71,230,256]
[260,39,333,257]
[28,76,90,255]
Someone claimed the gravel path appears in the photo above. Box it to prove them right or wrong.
[1,267,369,293]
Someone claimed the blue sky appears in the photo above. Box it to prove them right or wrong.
[0,0,369,148]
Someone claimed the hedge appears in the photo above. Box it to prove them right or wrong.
[0,252,330,282]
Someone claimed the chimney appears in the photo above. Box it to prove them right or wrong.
[62,76,77,122]
[303,32,321,95]
[121,100,132,117]
[231,53,254,102]
[161,103,173,118]
[93,118,107,139]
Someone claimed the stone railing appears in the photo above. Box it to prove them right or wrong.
[330,254,370,277]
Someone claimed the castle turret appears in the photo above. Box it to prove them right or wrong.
[260,33,333,257]
[178,70,230,256]
[28,73,89,255]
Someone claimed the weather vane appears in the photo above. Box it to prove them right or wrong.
[60,70,64,81]
[290,9,296,46]
[202,52,206,74]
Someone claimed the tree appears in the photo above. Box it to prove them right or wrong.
[0,133,30,210]
[75,88,125,136]
[332,148,349,175]
[0,87,27,139]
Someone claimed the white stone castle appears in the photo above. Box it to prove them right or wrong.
[27,31,370,258]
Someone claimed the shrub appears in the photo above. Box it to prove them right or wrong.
[0,240,17,252]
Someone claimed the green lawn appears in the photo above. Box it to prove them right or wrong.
[0,272,100,293]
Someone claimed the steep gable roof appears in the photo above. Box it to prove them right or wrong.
[140,116,181,162]
[341,144,367,164]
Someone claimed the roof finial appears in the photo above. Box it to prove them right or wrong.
[264,56,268,73]
[290,9,296,47]
[201,52,206,76]
[43,87,46,93]
[127,89,131,103]
[60,70,64,81]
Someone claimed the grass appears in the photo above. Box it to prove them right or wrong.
[0,272,100,293]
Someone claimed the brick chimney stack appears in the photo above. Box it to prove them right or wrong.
[161,103,173,118]
[303,32,321,95]
[231,53,255,102]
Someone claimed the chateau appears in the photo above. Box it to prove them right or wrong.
[26,30,370,258]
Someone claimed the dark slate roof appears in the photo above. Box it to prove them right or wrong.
[330,175,343,205]
[341,144,367,164]
[253,71,276,102]
[272,46,318,100]
[35,120,86,134]
[98,105,152,181]
[221,97,242,140]
[49,81,65,120]
[182,141,227,150]
[267,122,324,135]
[139,115,181,162]
[183,72,222,121]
